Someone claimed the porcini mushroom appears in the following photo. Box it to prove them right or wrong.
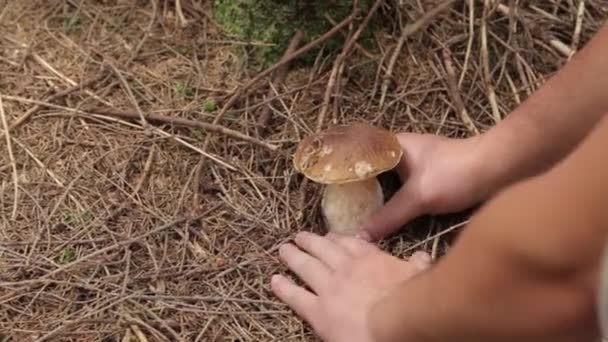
[293,122,402,236]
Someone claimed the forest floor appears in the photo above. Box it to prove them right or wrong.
[0,1,606,341]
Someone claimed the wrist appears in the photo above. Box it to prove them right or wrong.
[471,114,544,198]
[455,133,515,203]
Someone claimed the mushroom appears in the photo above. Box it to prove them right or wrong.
[293,122,403,236]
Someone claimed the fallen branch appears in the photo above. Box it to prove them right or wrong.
[2,95,237,170]
[87,107,279,151]
[0,67,109,141]
[379,0,457,108]
[257,30,304,135]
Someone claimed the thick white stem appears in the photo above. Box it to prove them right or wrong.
[321,177,384,235]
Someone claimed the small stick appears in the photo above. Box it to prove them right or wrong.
[32,295,136,342]
[108,63,148,127]
[550,38,574,58]
[442,49,479,135]
[493,2,574,58]
[0,69,108,140]
[505,72,521,104]
[2,217,197,287]
[0,95,277,151]
[481,0,501,123]
[257,30,304,134]
[379,0,456,108]
[0,96,18,219]
[128,0,158,64]
[175,0,189,27]
[324,13,377,60]
[106,147,156,224]
[121,328,133,342]
[131,325,150,342]
[318,0,383,130]
[459,0,475,86]
[431,233,440,260]
[5,36,113,107]
[571,0,586,56]
[2,95,237,170]
[403,220,469,254]
[88,107,278,151]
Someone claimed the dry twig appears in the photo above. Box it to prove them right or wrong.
[0,69,109,140]
[571,0,586,55]
[4,36,113,106]
[442,49,479,134]
[0,95,18,219]
[213,11,358,125]
[257,31,304,134]
[175,0,189,28]
[481,0,502,123]
[88,107,278,151]
[317,0,382,129]
[379,0,457,108]
[108,63,149,127]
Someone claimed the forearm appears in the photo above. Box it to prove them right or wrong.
[371,117,608,341]
[473,23,608,196]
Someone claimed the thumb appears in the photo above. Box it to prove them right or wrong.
[358,180,424,241]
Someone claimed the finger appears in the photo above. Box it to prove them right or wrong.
[409,251,432,272]
[271,274,319,325]
[394,133,429,179]
[358,183,424,241]
[294,231,349,269]
[325,232,376,256]
[394,151,410,180]
[278,243,331,293]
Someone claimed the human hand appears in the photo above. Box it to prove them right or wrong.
[270,231,431,342]
[359,133,493,241]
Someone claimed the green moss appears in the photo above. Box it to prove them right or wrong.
[213,0,376,68]
[175,81,194,98]
[62,209,93,226]
[59,247,76,264]
[63,15,81,31]
[202,98,217,112]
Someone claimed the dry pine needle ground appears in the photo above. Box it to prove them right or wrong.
[0,1,606,341]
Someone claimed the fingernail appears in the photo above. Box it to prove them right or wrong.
[296,231,311,239]
[356,231,372,242]
[410,251,432,267]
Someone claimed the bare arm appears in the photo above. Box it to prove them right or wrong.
[473,22,608,197]
[370,116,608,342]
[361,23,608,241]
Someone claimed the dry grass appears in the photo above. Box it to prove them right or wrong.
[0,0,606,341]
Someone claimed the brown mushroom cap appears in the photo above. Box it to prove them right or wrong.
[293,122,403,184]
